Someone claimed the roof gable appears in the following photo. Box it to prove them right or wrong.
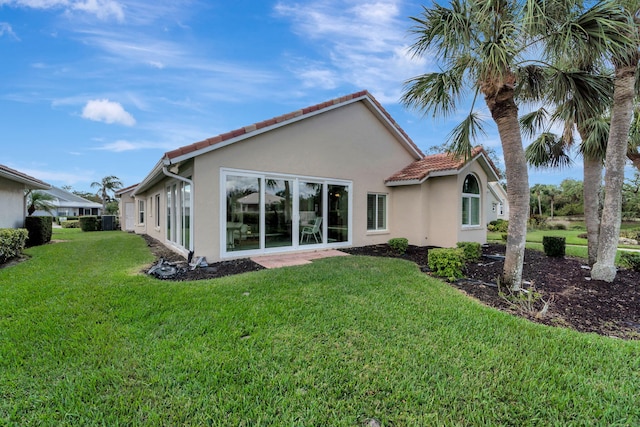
[164,90,423,163]
[0,164,50,190]
[385,146,501,186]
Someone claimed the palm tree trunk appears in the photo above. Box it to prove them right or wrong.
[582,155,602,266]
[486,86,529,290]
[591,64,637,282]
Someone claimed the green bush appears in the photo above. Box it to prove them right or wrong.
[428,248,465,281]
[61,220,80,229]
[501,234,508,242]
[24,216,53,247]
[79,216,101,232]
[487,219,508,233]
[0,228,28,264]
[542,236,565,258]
[456,241,482,261]
[550,223,567,230]
[620,252,640,272]
[388,237,409,255]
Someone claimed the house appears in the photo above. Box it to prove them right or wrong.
[115,184,138,231]
[0,164,51,228]
[130,91,501,262]
[31,186,103,218]
[486,182,509,223]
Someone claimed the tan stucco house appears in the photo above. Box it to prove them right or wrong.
[0,164,51,228]
[129,91,501,262]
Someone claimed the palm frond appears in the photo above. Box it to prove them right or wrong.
[519,108,549,139]
[525,132,572,169]
[446,111,487,160]
[579,117,609,162]
[402,70,465,118]
[546,68,613,123]
[516,64,547,102]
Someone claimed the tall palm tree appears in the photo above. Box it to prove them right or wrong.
[91,175,123,213]
[26,190,55,216]
[402,0,630,290]
[591,4,640,282]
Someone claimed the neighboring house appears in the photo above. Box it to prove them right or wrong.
[31,186,103,217]
[130,90,501,262]
[0,164,51,228]
[115,184,138,231]
[486,181,509,223]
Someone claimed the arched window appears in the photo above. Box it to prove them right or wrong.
[462,174,480,226]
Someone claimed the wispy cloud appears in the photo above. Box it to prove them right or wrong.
[1,0,124,21]
[93,139,181,152]
[0,22,20,40]
[81,99,136,126]
[274,0,428,102]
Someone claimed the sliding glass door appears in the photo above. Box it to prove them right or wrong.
[222,170,351,256]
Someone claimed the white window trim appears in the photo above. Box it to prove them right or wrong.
[462,174,481,228]
[138,199,145,225]
[220,168,352,258]
[367,192,388,232]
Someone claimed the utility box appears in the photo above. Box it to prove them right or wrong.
[102,215,116,231]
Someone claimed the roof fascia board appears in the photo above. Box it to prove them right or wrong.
[166,96,368,165]
[0,170,50,189]
[133,160,165,196]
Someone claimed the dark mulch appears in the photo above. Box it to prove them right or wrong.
[142,234,639,340]
[346,243,640,340]
[142,235,264,281]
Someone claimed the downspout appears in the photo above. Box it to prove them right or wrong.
[162,165,195,259]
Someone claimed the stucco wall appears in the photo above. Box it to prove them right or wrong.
[0,178,26,228]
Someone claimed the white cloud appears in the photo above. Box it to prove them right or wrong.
[81,99,136,126]
[0,22,19,40]
[274,1,428,102]
[1,0,124,22]
[93,139,176,152]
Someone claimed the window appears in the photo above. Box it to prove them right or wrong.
[462,174,480,226]
[155,194,161,227]
[166,179,192,251]
[138,200,145,224]
[367,193,387,231]
[223,170,351,255]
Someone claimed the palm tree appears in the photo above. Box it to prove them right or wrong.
[591,4,640,282]
[91,175,123,213]
[26,190,55,216]
[402,0,629,290]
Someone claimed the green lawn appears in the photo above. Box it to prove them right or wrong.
[1,229,639,425]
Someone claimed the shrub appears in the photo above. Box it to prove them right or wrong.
[487,219,508,233]
[428,248,465,281]
[61,220,80,229]
[501,234,508,242]
[456,241,482,261]
[79,216,101,232]
[550,223,567,230]
[24,216,53,247]
[0,228,28,264]
[388,237,408,255]
[542,236,565,258]
[620,252,640,272]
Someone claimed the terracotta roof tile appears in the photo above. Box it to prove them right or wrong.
[163,90,422,161]
[385,146,488,183]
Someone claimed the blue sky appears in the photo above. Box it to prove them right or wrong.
[1,0,589,193]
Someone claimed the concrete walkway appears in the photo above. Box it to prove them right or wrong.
[251,249,350,268]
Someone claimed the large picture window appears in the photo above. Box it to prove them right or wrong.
[462,174,480,226]
[223,170,351,255]
[367,193,387,231]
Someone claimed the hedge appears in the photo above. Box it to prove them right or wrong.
[24,216,53,247]
[0,228,28,264]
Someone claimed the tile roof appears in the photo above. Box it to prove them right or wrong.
[385,146,494,183]
[164,90,423,161]
[0,164,50,189]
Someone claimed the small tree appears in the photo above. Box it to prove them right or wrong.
[91,175,123,213]
[26,190,55,216]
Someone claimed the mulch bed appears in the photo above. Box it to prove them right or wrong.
[142,235,639,340]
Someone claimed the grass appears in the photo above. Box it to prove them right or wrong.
[1,229,639,425]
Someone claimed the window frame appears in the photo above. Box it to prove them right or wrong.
[461,174,481,227]
[367,192,387,232]
[138,199,145,225]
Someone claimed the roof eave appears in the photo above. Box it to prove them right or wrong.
[0,170,51,190]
